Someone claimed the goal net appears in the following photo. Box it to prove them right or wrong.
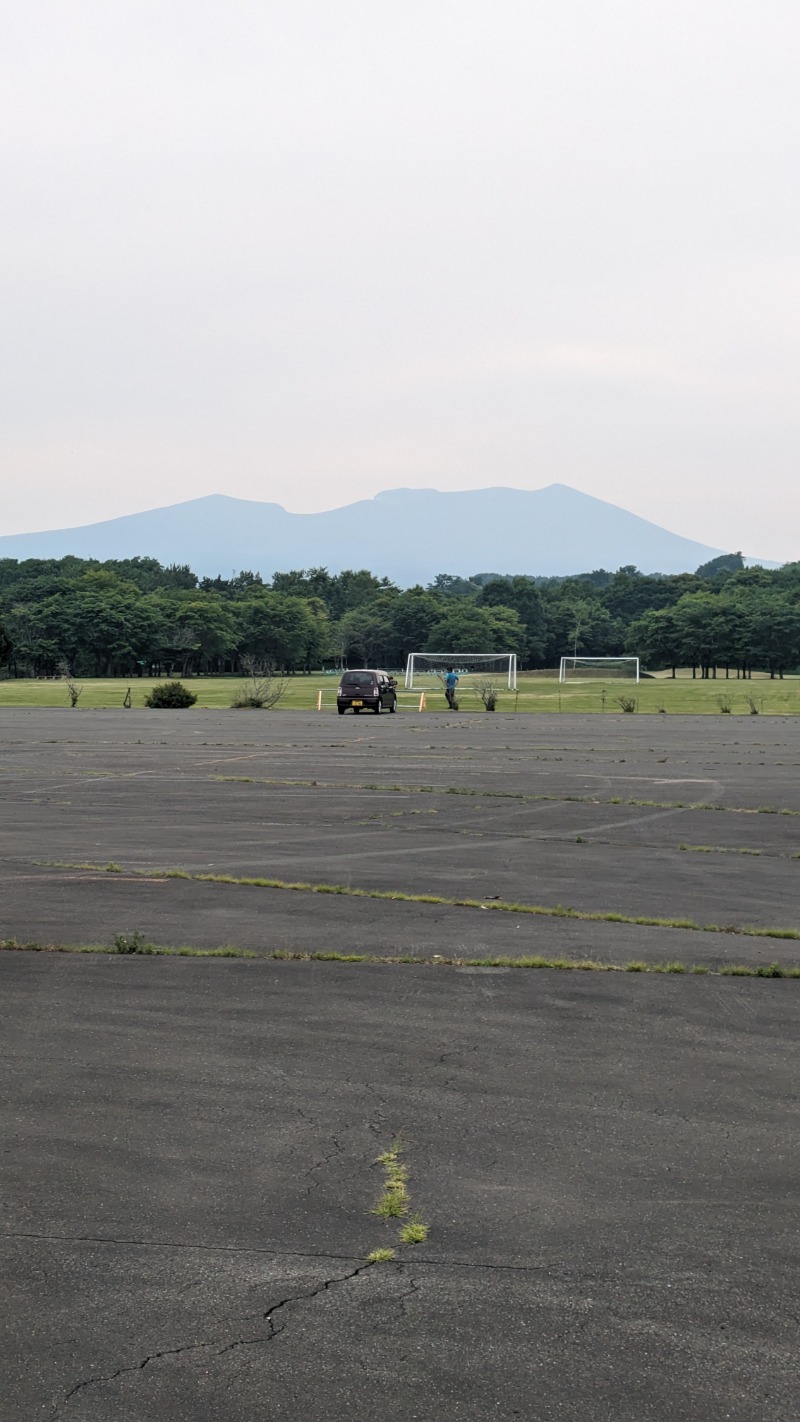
[559,656,640,683]
[405,652,518,690]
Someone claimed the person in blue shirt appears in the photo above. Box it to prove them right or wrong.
[444,667,459,709]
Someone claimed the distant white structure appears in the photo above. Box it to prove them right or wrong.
[405,652,518,690]
[559,656,640,683]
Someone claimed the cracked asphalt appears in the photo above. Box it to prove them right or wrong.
[2,955,798,1420]
[2,711,799,1418]
[1,709,799,965]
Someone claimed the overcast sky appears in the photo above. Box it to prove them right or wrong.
[2,1,798,560]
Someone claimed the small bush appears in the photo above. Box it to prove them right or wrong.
[616,696,638,713]
[230,657,287,709]
[144,681,197,709]
[716,695,734,714]
[474,678,500,711]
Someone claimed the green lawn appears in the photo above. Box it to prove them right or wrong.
[1,671,798,714]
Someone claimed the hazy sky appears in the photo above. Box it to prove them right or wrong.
[2,1,798,560]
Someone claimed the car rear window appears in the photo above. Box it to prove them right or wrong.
[341,673,375,687]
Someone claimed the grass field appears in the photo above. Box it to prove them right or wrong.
[1,670,799,713]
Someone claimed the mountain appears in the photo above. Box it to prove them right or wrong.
[0,484,743,583]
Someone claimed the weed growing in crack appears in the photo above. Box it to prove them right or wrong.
[367,1248,396,1263]
[373,1190,408,1219]
[113,931,154,955]
[399,1216,429,1245]
[68,853,800,944]
[369,1140,430,1249]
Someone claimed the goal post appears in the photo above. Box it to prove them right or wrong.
[559,656,640,683]
[405,652,517,690]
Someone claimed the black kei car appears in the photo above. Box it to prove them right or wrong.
[337,669,398,715]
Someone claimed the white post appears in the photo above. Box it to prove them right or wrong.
[419,692,426,712]
[316,689,323,710]
[405,655,414,689]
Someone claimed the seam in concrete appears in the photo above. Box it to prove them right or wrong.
[6,1229,571,1276]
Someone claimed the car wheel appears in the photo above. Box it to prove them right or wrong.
[389,698,397,712]
[337,706,346,714]
[374,701,382,714]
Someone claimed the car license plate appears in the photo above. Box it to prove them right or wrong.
[352,700,363,707]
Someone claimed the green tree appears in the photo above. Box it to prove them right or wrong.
[151,591,237,674]
[427,573,480,599]
[479,577,547,665]
[695,552,744,578]
[335,594,398,666]
[542,596,623,665]
[627,606,682,676]
[238,592,319,671]
[424,603,525,654]
[0,617,12,669]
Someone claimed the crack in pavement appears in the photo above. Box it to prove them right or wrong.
[393,1272,420,1319]
[53,1261,377,1415]
[303,1135,344,1196]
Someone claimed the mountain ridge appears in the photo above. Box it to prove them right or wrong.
[0,484,764,583]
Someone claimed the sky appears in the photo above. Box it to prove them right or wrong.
[2,1,799,561]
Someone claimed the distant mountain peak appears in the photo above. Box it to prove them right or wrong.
[0,483,749,582]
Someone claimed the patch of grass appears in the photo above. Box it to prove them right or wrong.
[399,1216,429,1246]
[308,951,369,963]
[372,1190,408,1219]
[367,1248,396,1263]
[45,860,800,944]
[679,844,763,856]
[210,777,800,818]
[372,1139,412,1220]
[104,862,123,873]
[3,937,799,979]
[0,937,257,960]
[369,1139,431,1251]
[113,931,155,954]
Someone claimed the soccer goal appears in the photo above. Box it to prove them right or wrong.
[404,652,518,690]
[559,656,640,683]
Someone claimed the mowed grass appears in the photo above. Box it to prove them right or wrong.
[1,671,799,714]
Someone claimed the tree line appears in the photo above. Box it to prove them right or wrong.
[0,551,798,680]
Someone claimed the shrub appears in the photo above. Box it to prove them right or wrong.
[230,657,287,710]
[474,678,500,711]
[144,680,197,709]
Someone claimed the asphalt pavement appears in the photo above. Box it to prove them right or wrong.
[1,710,799,965]
[2,954,798,1420]
[2,711,799,1420]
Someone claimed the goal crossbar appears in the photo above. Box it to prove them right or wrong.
[559,656,640,683]
[405,652,517,690]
